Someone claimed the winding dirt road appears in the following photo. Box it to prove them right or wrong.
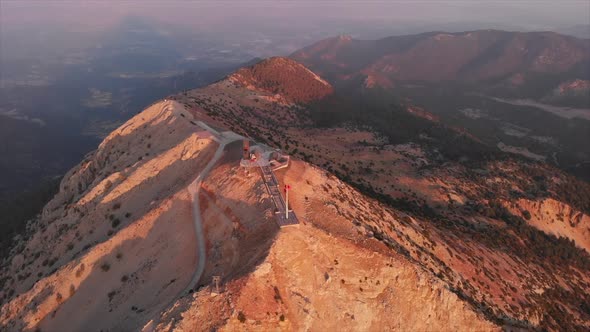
[142,104,242,332]
[185,127,242,291]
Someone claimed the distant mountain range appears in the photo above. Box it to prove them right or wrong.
[291,30,590,105]
[557,24,590,39]
[290,30,590,180]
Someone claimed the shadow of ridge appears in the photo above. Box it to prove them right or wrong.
[98,133,217,206]
[10,136,218,300]
[5,101,230,330]
[1,284,56,332]
[5,135,220,329]
[138,193,281,331]
[75,128,216,211]
[177,193,281,313]
[195,163,282,291]
[26,194,196,332]
[43,134,228,330]
[21,134,274,331]
[116,147,281,330]
[46,101,201,215]
[73,98,215,205]
[200,135,282,286]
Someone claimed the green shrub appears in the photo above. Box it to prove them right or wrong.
[238,311,246,323]
[75,264,85,278]
[107,290,117,302]
[522,210,531,220]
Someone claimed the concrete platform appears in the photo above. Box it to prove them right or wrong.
[259,165,299,227]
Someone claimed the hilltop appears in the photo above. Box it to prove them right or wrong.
[228,57,333,104]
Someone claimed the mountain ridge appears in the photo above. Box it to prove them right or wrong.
[291,29,590,96]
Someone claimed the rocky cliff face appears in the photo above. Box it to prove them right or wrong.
[504,197,590,252]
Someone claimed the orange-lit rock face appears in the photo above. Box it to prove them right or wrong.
[0,101,215,331]
[503,198,590,253]
[229,57,333,104]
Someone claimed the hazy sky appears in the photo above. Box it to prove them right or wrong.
[2,0,589,29]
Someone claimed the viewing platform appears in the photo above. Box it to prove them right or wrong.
[240,140,299,227]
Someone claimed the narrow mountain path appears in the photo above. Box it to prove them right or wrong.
[185,129,241,291]
[142,102,241,331]
[170,101,242,292]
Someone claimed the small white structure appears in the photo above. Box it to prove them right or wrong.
[211,275,222,295]
[240,142,290,171]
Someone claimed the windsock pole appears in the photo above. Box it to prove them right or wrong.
[285,184,291,219]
